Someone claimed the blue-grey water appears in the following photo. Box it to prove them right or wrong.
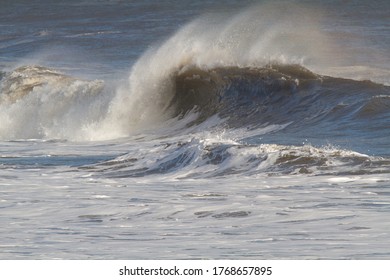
[0,0,389,259]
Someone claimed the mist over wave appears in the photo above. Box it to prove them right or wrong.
[104,3,330,136]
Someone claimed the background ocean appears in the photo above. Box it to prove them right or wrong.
[1,0,389,259]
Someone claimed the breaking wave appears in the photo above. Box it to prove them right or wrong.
[1,2,389,177]
[1,63,389,141]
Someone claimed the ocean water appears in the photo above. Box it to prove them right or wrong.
[0,0,389,259]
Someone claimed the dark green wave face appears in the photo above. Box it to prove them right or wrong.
[170,64,390,156]
[173,64,319,122]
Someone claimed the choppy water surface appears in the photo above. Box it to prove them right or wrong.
[1,0,389,259]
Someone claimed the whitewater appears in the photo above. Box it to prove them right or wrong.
[1,0,389,259]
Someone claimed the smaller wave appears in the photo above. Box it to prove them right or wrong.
[86,133,389,179]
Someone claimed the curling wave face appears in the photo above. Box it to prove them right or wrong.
[171,64,390,127]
